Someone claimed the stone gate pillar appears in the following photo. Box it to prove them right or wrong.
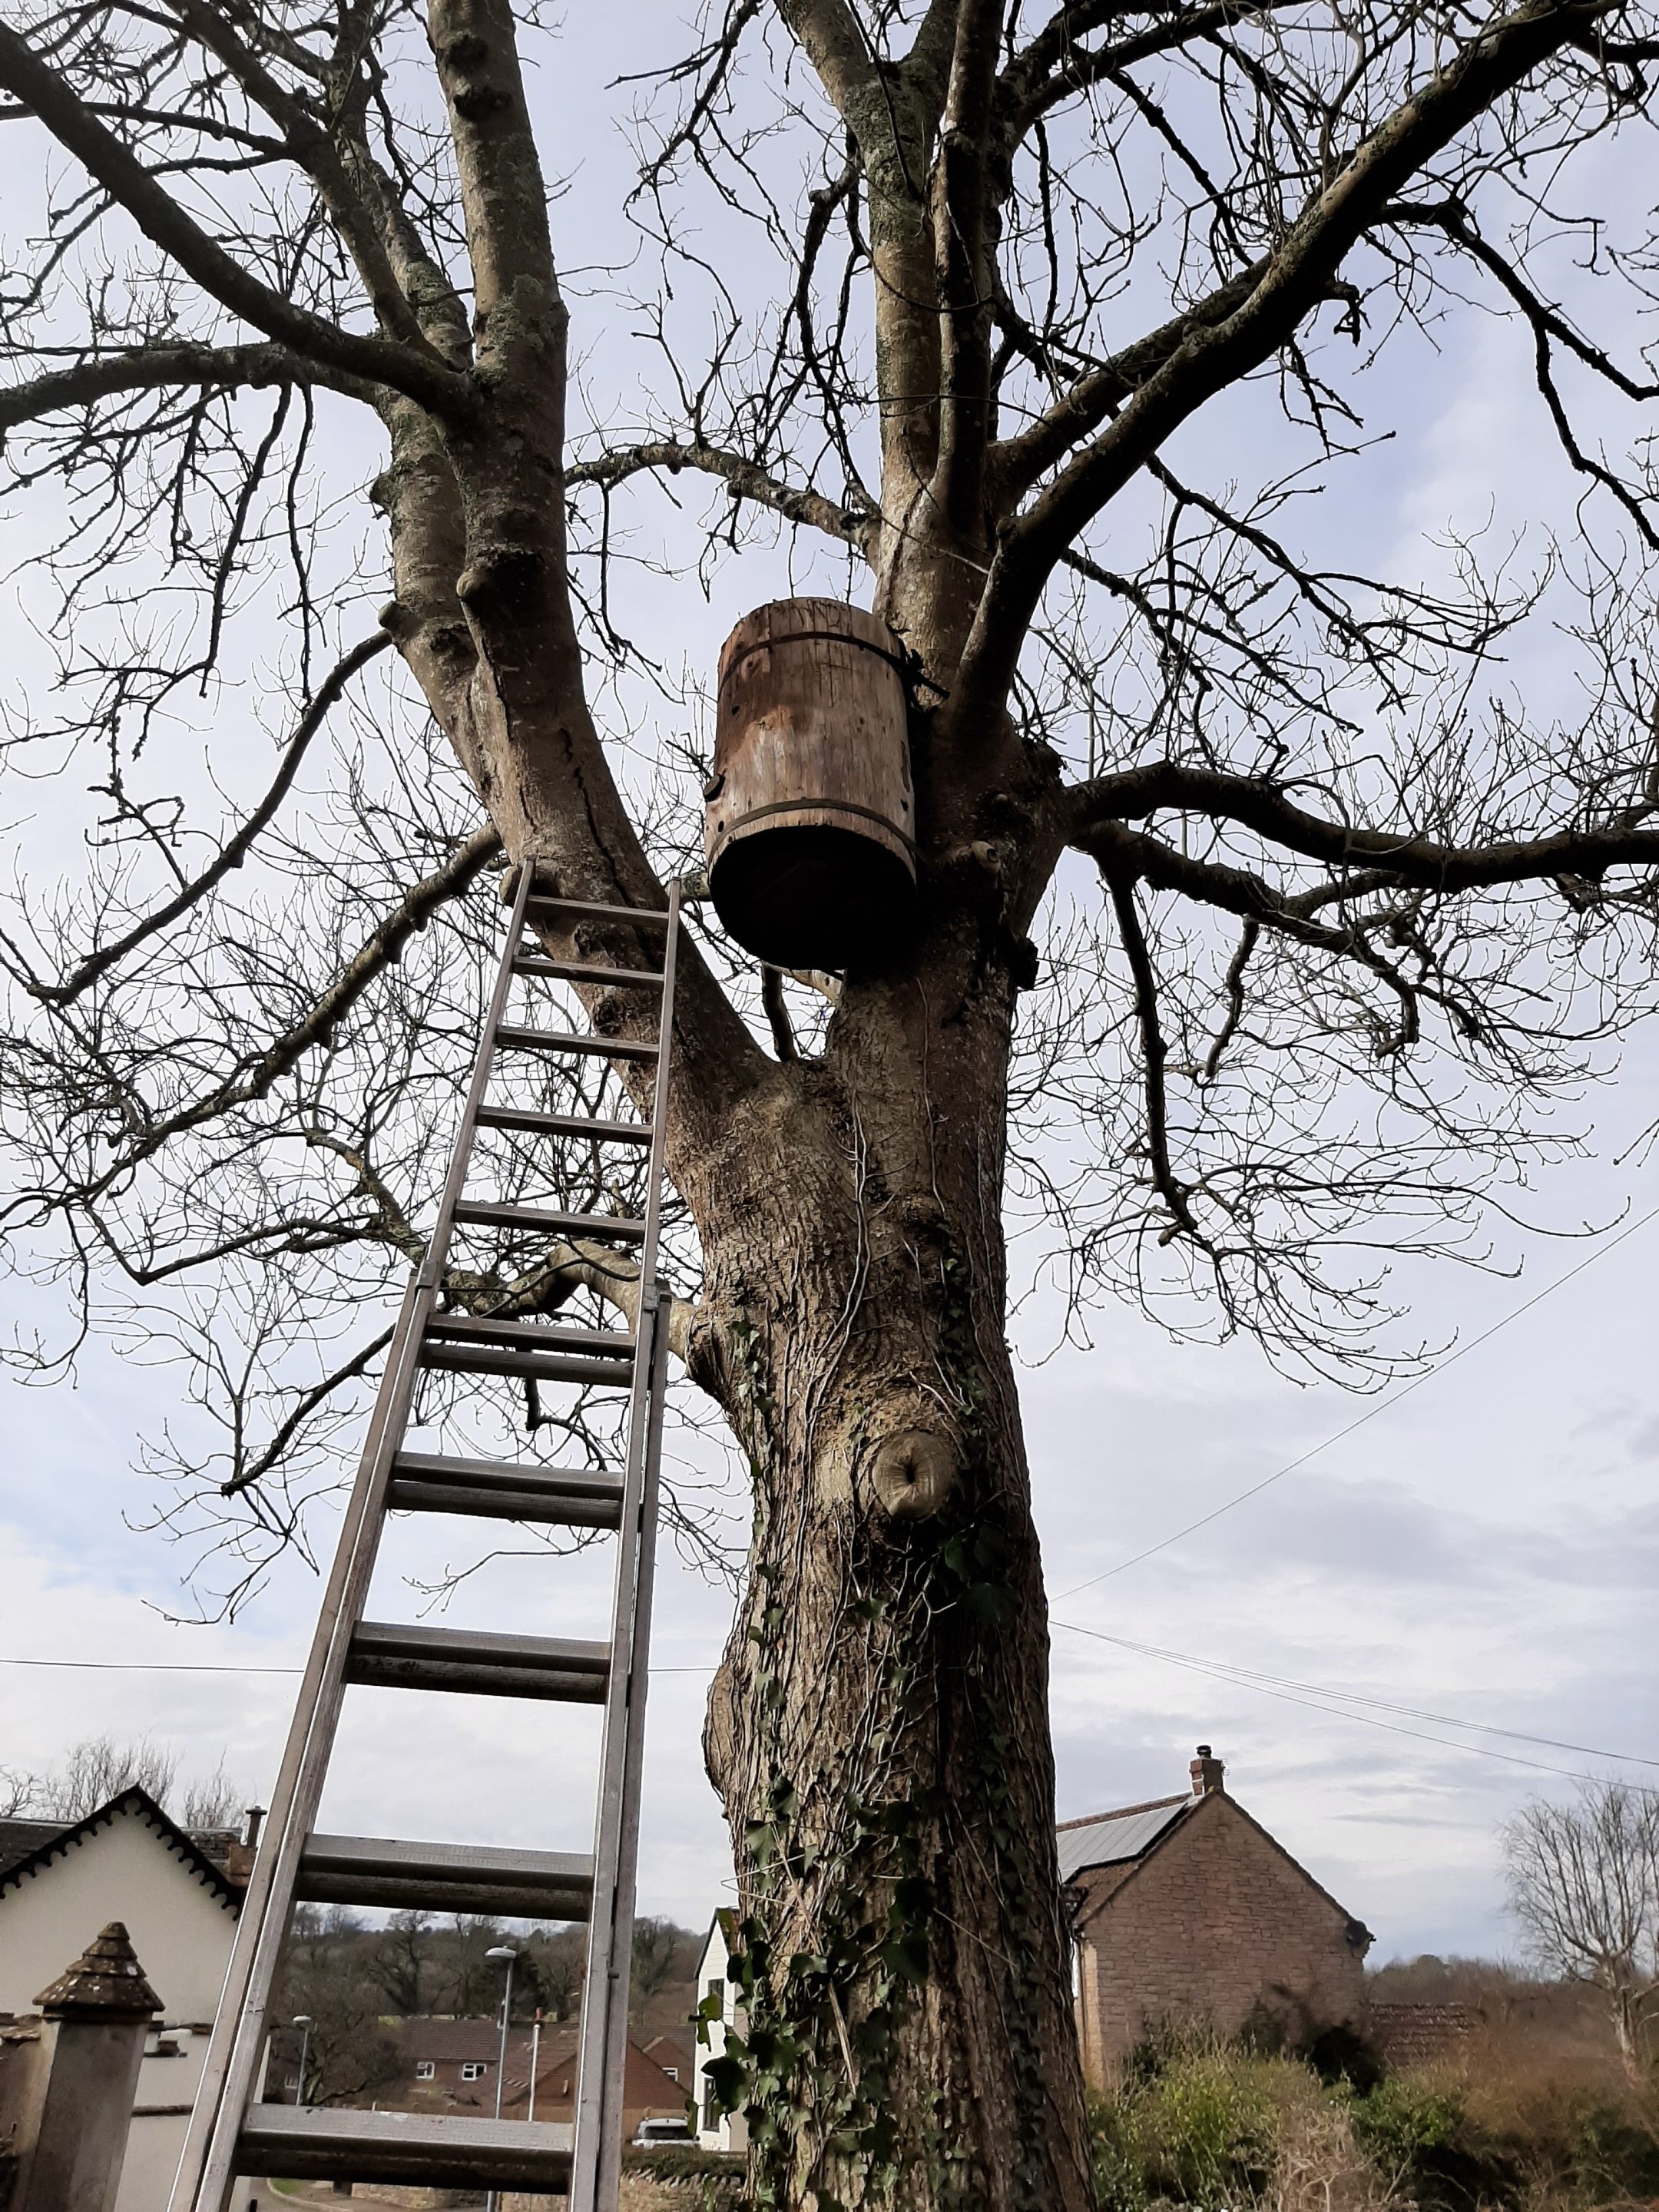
[1,1922,161,2212]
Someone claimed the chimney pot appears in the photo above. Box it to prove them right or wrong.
[1190,1746,1225,1796]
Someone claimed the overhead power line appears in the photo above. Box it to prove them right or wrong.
[0,1652,713,1677]
[0,1654,300,1674]
[1053,1619,1655,1780]
[1056,1196,1659,1600]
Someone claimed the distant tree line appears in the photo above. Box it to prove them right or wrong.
[1,1732,245,1830]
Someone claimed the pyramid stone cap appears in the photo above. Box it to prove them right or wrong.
[35,1922,163,2018]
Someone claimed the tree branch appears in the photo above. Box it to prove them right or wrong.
[8,823,505,1221]
[931,0,1003,537]
[161,0,434,356]
[1068,761,1659,892]
[1072,816,1427,1045]
[30,632,392,1005]
[567,440,876,550]
[0,343,376,435]
[1103,869,1201,1240]
[0,25,474,420]
[219,1325,396,1495]
[964,0,1615,713]
[760,966,800,1061]
[989,260,1263,501]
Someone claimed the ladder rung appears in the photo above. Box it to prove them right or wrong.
[346,1621,611,1702]
[390,1451,624,1522]
[452,1199,647,1243]
[527,893,673,926]
[514,954,664,987]
[298,1833,595,1919]
[419,1343,634,1387]
[426,1314,635,1356]
[236,2106,573,2186]
[388,1477,620,1526]
[494,1023,660,1062]
[475,1103,653,1144]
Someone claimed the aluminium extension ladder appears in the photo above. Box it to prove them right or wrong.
[170,864,683,2211]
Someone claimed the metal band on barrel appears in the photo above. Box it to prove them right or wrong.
[710,793,917,856]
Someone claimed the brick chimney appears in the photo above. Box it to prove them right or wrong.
[1190,1744,1225,1797]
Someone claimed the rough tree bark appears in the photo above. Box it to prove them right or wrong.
[4,0,1659,2204]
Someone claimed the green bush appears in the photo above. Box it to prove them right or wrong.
[1350,2075,1466,2165]
[1091,2033,1294,2210]
[1088,2027,1659,2212]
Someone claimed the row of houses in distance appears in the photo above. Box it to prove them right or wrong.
[2,1743,1397,2187]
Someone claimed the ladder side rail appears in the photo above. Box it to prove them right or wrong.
[182,1277,435,2206]
[173,862,535,2211]
[417,861,538,1295]
[631,877,683,1300]
[567,1286,664,2212]
[591,1296,674,2212]
[568,880,684,2212]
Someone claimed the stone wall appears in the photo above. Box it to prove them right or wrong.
[1073,1792,1369,2081]
[1370,2002,1481,2070]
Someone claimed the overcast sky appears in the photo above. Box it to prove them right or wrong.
[2,5,1656,1969]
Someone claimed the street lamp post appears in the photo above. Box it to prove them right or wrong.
[484,1945,518,2212]
[290,2015,312,2108]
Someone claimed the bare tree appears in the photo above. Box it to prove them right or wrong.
[1504,1780,1659,2078]
[2,0,1658,2203]
[274,1904,403,2107]
[2,1734,246,1826]
[180,1757,246,1832]
[631,1915,695,2005]
[525,1924,586,2025]
[373,1909,434,2015]
[25,1735,179,1820]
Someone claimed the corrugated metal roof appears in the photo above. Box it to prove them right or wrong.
[1056,1799,1187,1882]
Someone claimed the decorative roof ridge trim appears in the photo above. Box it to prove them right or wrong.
[0,1786,243,1915]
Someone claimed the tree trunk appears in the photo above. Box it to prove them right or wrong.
[370,33,1092,2162]
[686,888,1093,2210]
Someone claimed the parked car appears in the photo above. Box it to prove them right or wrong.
[631,2115,694,2147]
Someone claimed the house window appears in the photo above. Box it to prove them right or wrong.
[460,2061,488,2082]
[663,2066,679,2082]
[703,2078,720,2132]
[414,2061,435,2081]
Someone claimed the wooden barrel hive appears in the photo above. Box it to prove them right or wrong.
[705,598,916,971]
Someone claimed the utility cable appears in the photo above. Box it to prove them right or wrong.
[1055,1196,1659,1600]
[1050,1621,1658,1776]
[0,1652,711,1676]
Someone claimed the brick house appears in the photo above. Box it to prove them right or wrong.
[1061,1747,1373,2081]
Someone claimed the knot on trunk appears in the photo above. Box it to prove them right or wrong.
[869,1426,960,1523]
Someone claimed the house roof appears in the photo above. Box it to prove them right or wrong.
[0,1822,67,1882]
[1056,1795,1190,1882]
[1059,1780,1374,1952]
[0,1789,246,1915]
[642,2029,693,2078]
[697,1906,739,1972]
[399,2017,545,2064]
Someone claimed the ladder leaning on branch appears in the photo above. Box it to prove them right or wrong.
[169,865,684,2211]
